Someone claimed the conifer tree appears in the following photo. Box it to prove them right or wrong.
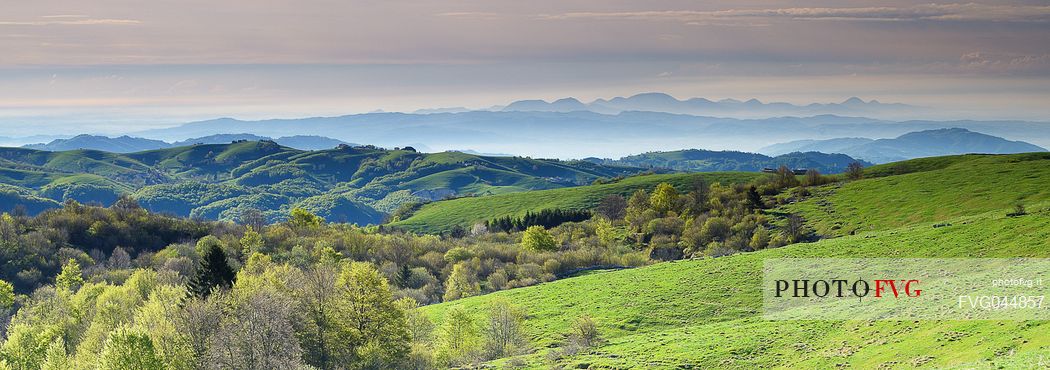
[189,244,236,298]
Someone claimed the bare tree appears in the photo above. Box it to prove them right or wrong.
[179,293,224,369]
[595,194,627,220]
[238,208,267,231]
[786,214,805,243]
[482,300,529,359]
[208,288,304,369]
[846,162,864,180]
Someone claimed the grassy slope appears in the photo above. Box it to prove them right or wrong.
[391,172,765,234]
[787,153,1050,237]
[420,153,1050,368]
[422,207,1050,368]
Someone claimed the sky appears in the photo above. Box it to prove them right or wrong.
[1,0,1049,135]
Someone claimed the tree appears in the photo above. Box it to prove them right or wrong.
[565,315,602,354]
[55,259,83,292]
[435,307,480,366]
[750,227,770,250]
[804,169,825,186]
[785,214,805,243]
[649,183,679,215]
[178,293,223,369]
[443,263,480,302]
[774,165,800,188]
[208,289,304,369]
[296,264,339,369]
[846,162,864,180]
[238,208,267,231]
[98,327,164,370]
[108,246,131,269]
[745,185,764,211]
[595,194,627,220]
[470,222,488,236]
[0,280,13,309]
[520,226,557,252]
[333,262,411,367]
[189,244,236,298]
[239,227,264,257]
[289,207,324,229]
[482,300,528,359]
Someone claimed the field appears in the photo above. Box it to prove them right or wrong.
[391,172,764,234]
[788,152,1050,237]
[419,153,1050,368]
[422,204,1050,368]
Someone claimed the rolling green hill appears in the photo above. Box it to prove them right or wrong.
[787,152,1050,237]
[0,142,649,224]
[390,172,765,234]
[419,152,1050,368]
[421,203,1050,369]
[584,149,870,174]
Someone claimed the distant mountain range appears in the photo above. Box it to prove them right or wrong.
[21,134,356,153]
[0,141,649,223]
[760,128,1047,163]
[584,150,869,174]
[499,93,923,119]
[126,111,1050,159]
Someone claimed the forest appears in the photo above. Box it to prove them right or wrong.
[0,165,822,368]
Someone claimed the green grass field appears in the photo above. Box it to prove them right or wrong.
[391,172,765,234]
[419,153,1050,368]
[787,153,1050,237]
[422,205,1050,368]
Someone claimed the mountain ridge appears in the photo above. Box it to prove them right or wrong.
[760,128,1047,163]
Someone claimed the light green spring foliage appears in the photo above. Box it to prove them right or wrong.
[443,263,481,302]
[648,182,678,215]
[520,225,557,252]
[54,259,83,292]
[239,226,264,256]
[435,307,481,367]
[289,207,324,229]
[39,338,69,370]
[0,280,13,309]
[98,327,164,370]
[132,285,194,370]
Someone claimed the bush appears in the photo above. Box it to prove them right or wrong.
[520,226,557,252]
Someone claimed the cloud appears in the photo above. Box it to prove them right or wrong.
[435,12,502,20]
[0,16,141,26]
[540,3,1050,23]
[959,52,1050,74]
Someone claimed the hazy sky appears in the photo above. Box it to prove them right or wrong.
[2,0,1049,134]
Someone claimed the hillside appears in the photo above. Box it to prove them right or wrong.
[22,134,171,153]
[761,128,1046,163]
[585,149,868,174]
[24,133,356,153]
[786,152,1050,237]
[420,153,1050,368]
[390,172,764,234]
[0,142,649,224]
[421,207,1050,368]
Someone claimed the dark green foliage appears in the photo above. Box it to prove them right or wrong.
[587,149,869,174]
[0,142,650,225]
[189,244,236,298]
[746,185,764,210]
[486,208,592,233]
